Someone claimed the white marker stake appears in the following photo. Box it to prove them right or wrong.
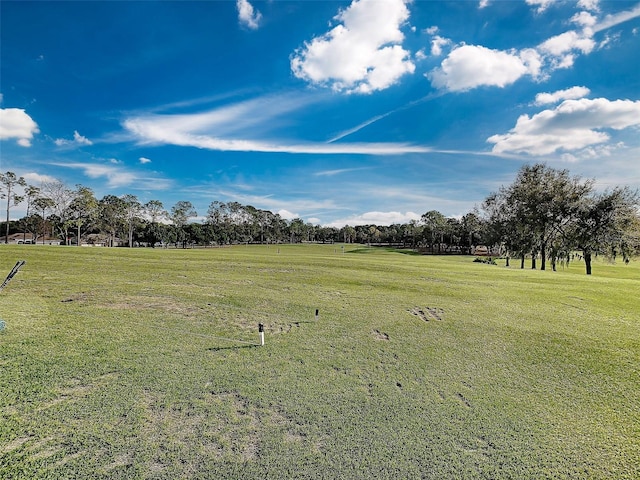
[258,323,265,346]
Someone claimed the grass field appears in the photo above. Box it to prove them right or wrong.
[0,244,638,479]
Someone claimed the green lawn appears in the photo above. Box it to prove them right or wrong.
[1,244,638,479]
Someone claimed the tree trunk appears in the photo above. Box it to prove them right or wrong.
[584,250,592,275]
[4,194,10,244]
[505,255,510,267]
[520,253,525,269]
[531,252,537,269]
[540,242,546,271]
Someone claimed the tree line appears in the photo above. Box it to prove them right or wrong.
[2,164,639,274]
[482,164,639,274]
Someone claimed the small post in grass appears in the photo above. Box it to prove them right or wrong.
[315,309,319,321]
[258,323,265,346]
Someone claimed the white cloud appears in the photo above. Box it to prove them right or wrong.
[139,157,152,164]
[290,0,415,94]
[487,98,640,155]
[325,211,420,228]
[479,0,490,9]
[431,35,451,56]
[534,86,590,105]
[428,45,530,92]
[0,108,39,147]
[73,130,92,145]
[560,141,624,163]
[577,0,599,12]
[539,31,594,56]
[236,0,262,30]
[277,209,298,220]
[23,172,57,184]
[534,3,640,72]
[428,2,639,94]
[54,130,93,147]
[571,10,597,28]
[526,0,555,14]
[519,48,544,78]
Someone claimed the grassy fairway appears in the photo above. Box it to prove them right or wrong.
[1,245,638,479]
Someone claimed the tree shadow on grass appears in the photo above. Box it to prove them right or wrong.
[348,247,421,255]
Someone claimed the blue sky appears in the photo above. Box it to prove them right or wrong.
[1,0,639,227]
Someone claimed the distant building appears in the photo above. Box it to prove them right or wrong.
[472,245,502,256]
[4,233,61,245]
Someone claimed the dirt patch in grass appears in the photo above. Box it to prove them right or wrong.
[409,306,444,322]
[138,388,323,471]
[38,372,120,411]
[104,295,206,317]
[2,435,64,463]
[373,329,389,340]
[100,453,133,473]
[456,392,473,408]
[2,436,31,453]
[60,292,93,303]
[268,321,301,334]
[140,390,260,465]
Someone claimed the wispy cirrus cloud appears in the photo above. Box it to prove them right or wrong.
[324,211,421,228]
[125,118,432,155]
[215,189,341,215]
[51,161,172,190]
[593,2,640,32]
[314,167,373,177]
[52,162,135,188]
[122,93,433,155]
